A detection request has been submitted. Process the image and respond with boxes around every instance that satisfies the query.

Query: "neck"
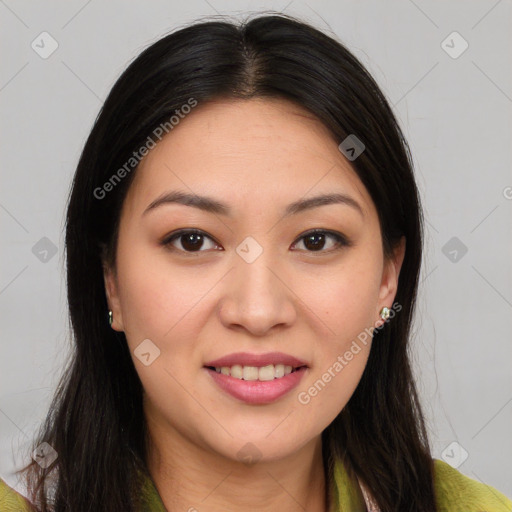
[145,415,328,512]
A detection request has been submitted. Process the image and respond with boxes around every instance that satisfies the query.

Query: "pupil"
[305,233,325,251]
[182,233,202,251]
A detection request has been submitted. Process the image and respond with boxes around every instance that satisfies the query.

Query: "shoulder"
[0,478,34,511]
[433,458,512,511]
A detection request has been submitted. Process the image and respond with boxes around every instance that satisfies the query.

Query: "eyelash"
[161,228,351,255]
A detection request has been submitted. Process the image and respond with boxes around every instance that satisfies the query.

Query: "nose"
[218,250,297,337]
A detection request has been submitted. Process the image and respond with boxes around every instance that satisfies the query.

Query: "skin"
[104,97,405,512]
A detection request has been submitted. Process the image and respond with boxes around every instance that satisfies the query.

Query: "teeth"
[231,364,243,379]
[242,366,259,381]
[258,364,275,381]
[213,363,299,380]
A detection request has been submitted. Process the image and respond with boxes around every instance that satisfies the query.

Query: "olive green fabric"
[0,480,35,512]
[2,458,511,511]
[138,457,512,511]
[431,459,512,511]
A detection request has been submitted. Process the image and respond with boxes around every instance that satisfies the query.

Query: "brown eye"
[292,230,349,253]
[163,229,220,253]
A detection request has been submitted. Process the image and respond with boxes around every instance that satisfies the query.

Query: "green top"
[2,458,511,511]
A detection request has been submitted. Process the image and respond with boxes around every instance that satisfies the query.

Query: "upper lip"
[204,352,308,368]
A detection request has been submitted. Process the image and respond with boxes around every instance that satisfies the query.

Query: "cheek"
[114,235,212,356]
[304,253,383,341]
[334,267,380,332]
[114,244,213,410]
[293,252,381,416]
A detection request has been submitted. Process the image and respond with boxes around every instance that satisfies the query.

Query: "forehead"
[123,98,374,219]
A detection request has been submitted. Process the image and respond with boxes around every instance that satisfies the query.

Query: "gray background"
[1,0,511,500]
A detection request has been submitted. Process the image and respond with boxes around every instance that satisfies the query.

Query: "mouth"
[202,352,309,404]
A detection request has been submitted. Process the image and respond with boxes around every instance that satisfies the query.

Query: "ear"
[103,262,125,331]
[376,236,406,326]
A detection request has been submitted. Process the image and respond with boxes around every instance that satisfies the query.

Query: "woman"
[1,13,510,512]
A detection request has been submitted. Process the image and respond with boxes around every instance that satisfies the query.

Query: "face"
[104,97,404,464]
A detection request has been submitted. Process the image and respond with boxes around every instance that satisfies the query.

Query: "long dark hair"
[19,12,435,511]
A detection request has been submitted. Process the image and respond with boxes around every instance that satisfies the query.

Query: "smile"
[206,363,305,381]
[204,365,308,404]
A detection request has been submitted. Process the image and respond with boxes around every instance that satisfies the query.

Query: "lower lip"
[204,367,307,405]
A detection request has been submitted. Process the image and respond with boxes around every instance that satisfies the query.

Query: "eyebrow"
[142,190,364,218]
